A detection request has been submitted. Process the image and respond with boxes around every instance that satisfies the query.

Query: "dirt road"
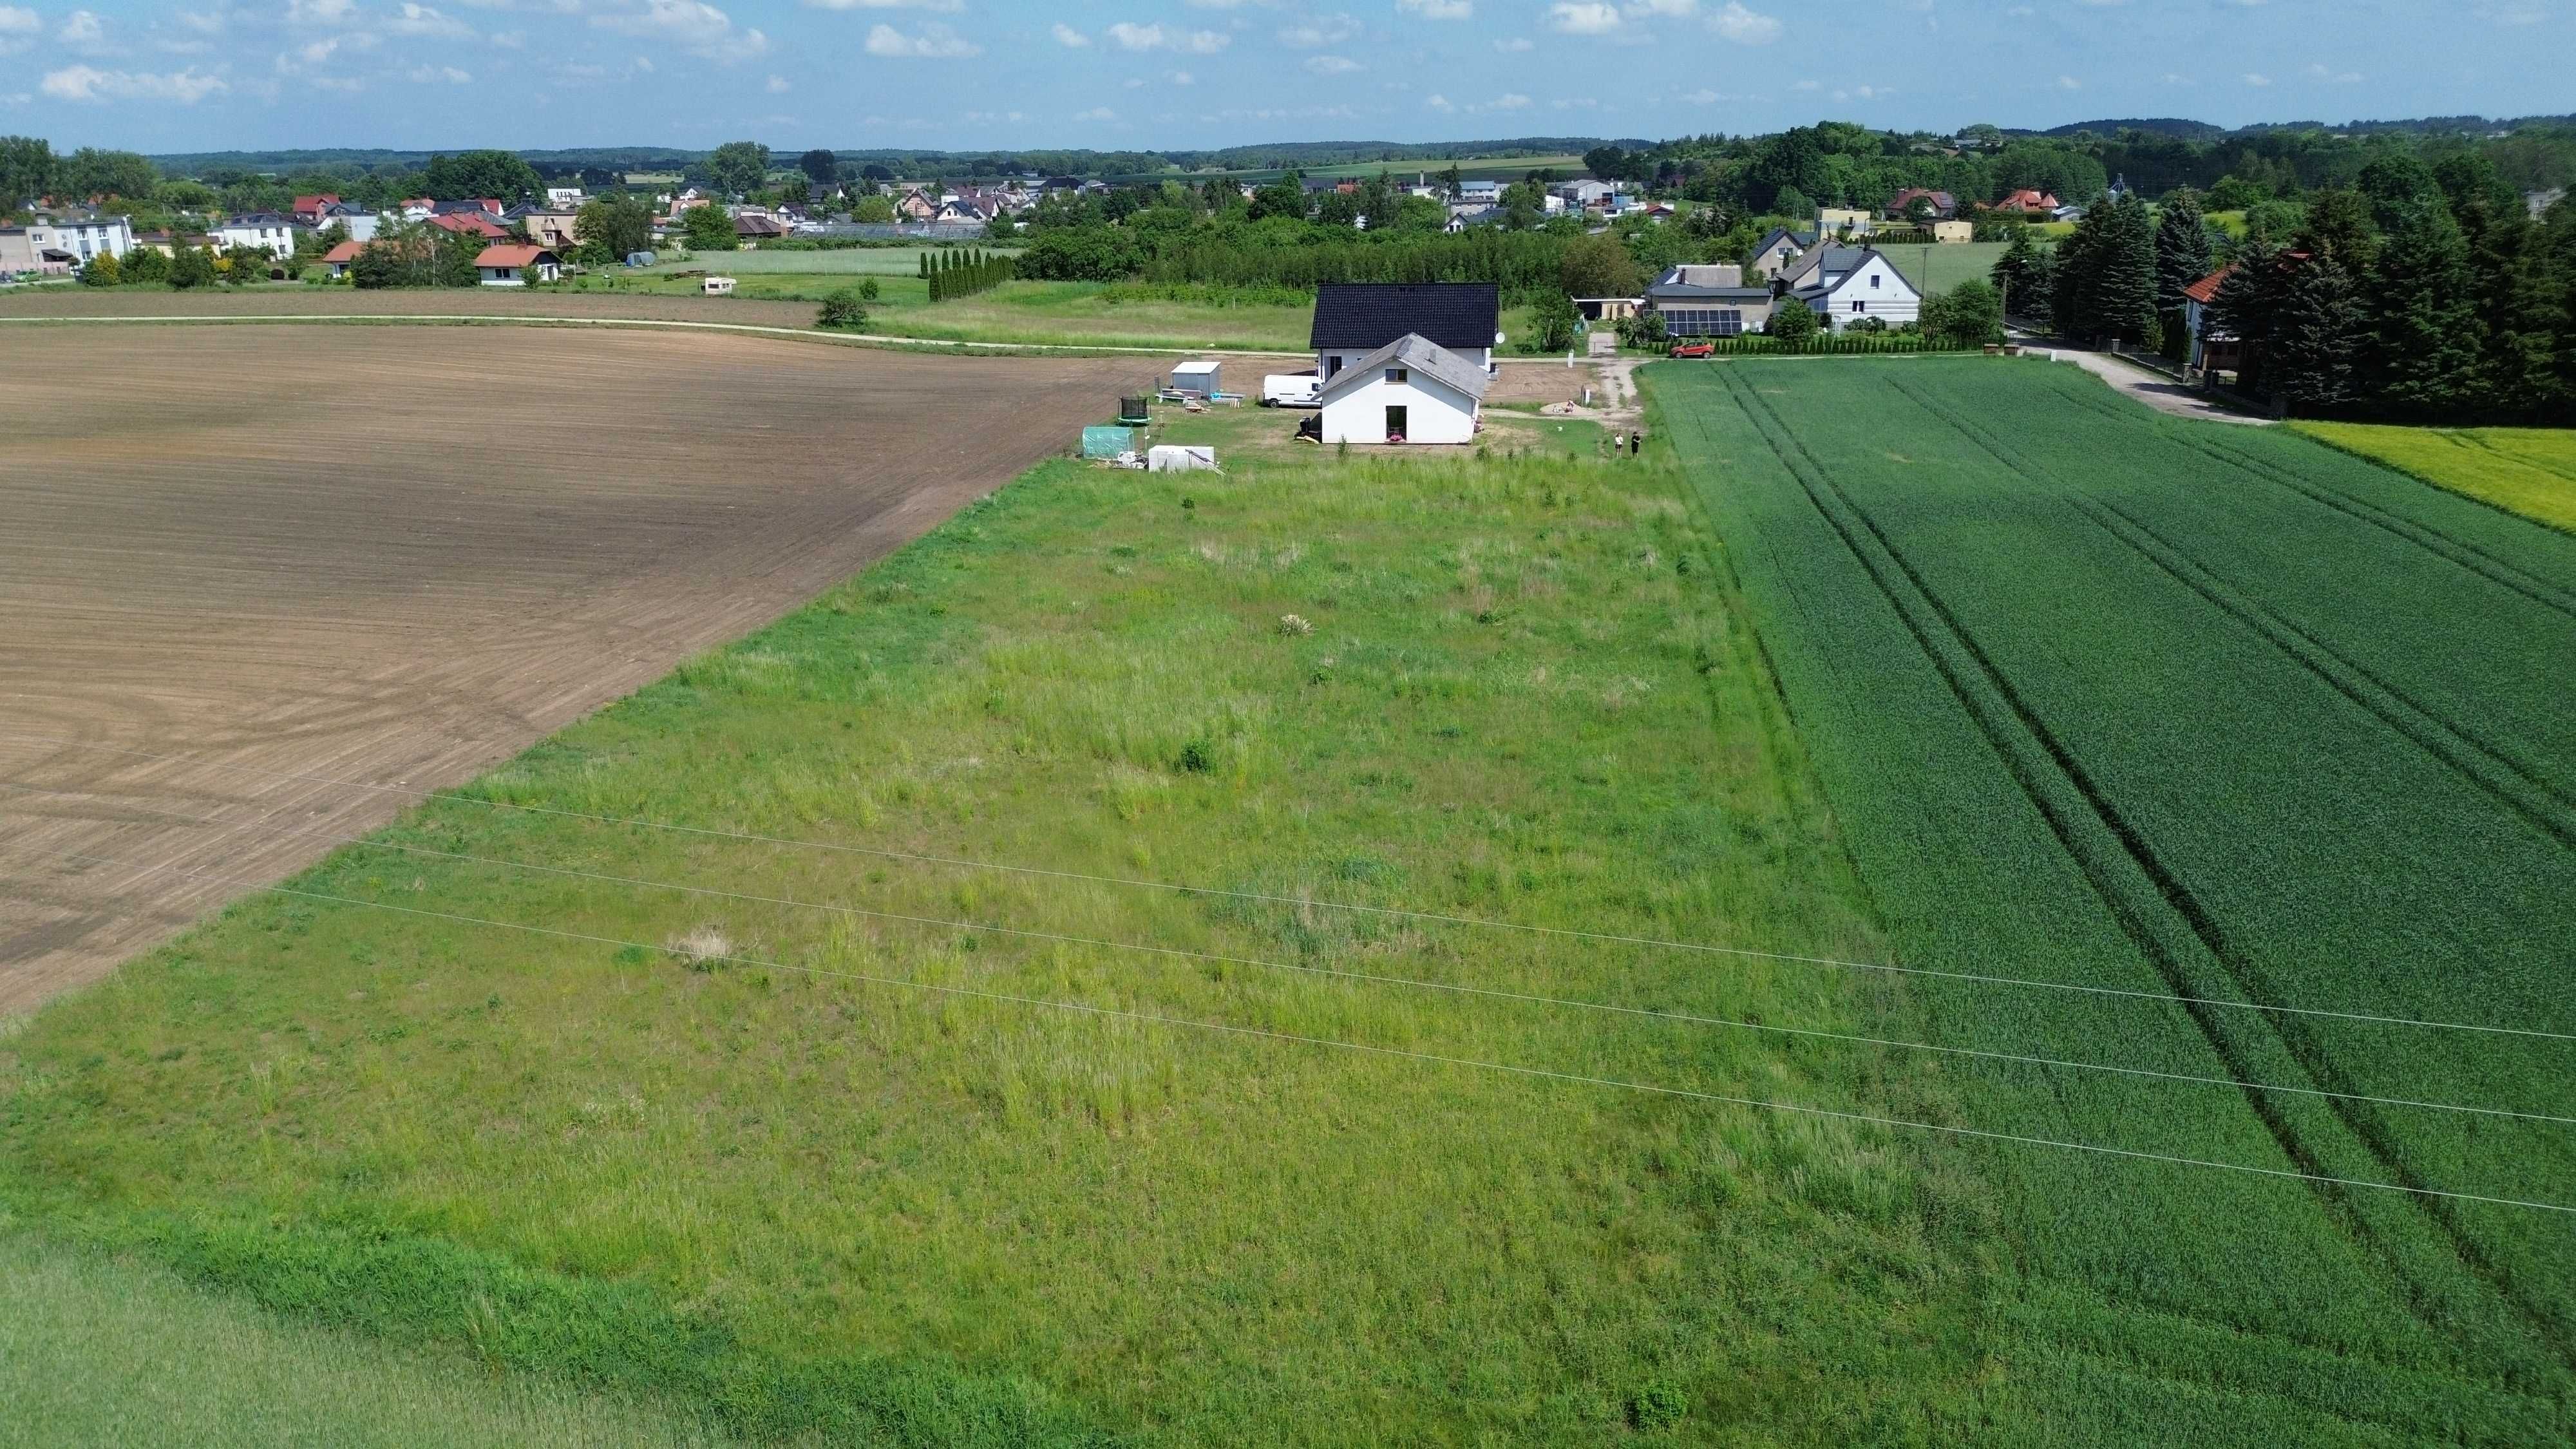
[0,325,1157,1012]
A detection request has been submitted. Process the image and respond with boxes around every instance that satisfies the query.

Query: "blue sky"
[1,1,2567,155]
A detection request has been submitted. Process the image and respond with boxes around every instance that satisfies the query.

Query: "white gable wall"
[1320,366,1481,445]
[1807,254,1920,332]
[1320,344,1492,381]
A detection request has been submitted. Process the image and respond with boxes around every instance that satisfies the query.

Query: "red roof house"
[1988,189,2061,214]
[473,243,560,285]
[2180,265,2233,308]
[426,211,510,238]
[291,193,343,222]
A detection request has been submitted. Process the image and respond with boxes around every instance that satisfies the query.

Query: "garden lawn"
[1653,354,2576,1447]
[2293,421,2576,535]
[1870,242,2019,297]
[1,402,1993,1444]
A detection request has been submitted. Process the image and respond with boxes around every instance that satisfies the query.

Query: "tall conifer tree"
[2363,200,2479,418]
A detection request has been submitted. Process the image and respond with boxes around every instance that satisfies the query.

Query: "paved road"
[2022,341,2277,426]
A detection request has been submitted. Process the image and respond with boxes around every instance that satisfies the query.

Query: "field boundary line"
[2294,426,2576,545]
[2065,389,2576,620]
[0,311,1315,359]
[9,728,2569,1043]
[18,777,2561,1128]
[36,842,2576,1217]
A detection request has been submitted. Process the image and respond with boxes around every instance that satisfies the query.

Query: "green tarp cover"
[1082,426,1140,459]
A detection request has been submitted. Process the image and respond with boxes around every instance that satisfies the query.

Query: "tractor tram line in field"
[1663,355,2576,1431]
[1846,370,2576,1367]
[12,775,2568,1130]
[1750,363,2576,1364]
[1710,368,2437,1259]
[1879,374,2576,848]
[2087,396,2576,625]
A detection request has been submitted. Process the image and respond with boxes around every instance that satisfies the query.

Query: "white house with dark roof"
[1318,333,1490,446]
[1309,281,1502,383]
[1781,245,1920,332]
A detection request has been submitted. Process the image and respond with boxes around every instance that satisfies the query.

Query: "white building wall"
[1320,370,1480,446]
[216,223,299,258]
[1810,254,1921,332]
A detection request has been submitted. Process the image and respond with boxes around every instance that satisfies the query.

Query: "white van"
[1262,373,1321,408]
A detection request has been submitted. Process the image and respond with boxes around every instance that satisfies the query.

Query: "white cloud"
[388,3,477,39]
[1547,1,1620,33]
[1074,104,1115,120]
[592,0,768,60]
[406,62,472,82]
[1683,86,1724,102]
[0,6,38,35]
[2242,71,2269,84]
[862,21,978,55]
[2304,61,2362,82]
[1709,1,1778,41]
[1492,36,1531,50]
[804,0,963,8]
[1473,91,1531,110]
[1423,91,1454,110]
[1167,67,1193,83]
[1629,0,1697,14]
[40,63,228,101]
[1790,77,1819,90]
[1398,0,1472,16]
[1050,21,1089,45]
[56,10,104,44]
[765,71,790,90]
[1305,53,1362,73]
[2056,73,2079,89]
[1278,12,1358,46]
[1106,21,1229,52]
[287,0,357,25]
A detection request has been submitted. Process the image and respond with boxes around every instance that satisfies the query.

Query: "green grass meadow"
[2294,421,2576,535]
[547,251,1314,351]
[1655,355,2576,1445]
[1,403,1998,1443]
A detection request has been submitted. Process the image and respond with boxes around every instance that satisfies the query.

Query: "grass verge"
[0,1225,735,1448]
[2,399,1990,1443]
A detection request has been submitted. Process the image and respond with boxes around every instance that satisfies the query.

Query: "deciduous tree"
[705,141,772,198]
[682,202,739,252]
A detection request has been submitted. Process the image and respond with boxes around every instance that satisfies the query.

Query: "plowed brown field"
[0,324,1156,1011]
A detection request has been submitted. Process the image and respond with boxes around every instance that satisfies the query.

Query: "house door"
[1385,405,1407,442]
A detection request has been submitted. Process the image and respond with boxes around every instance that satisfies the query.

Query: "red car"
[1668,341,1714,359]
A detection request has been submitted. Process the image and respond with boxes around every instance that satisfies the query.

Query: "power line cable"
[6,730,2570,1043]
[12,778,2564,1128]
[36,844,2576,1218]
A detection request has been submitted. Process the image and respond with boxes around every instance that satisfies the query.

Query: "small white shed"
[1318,333,1488,446]
[1170,359,1222,397]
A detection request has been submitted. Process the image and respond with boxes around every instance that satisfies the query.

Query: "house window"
[1870,273,1880,289]
[1852,301,1865,313]
[1387,367,1408,384]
